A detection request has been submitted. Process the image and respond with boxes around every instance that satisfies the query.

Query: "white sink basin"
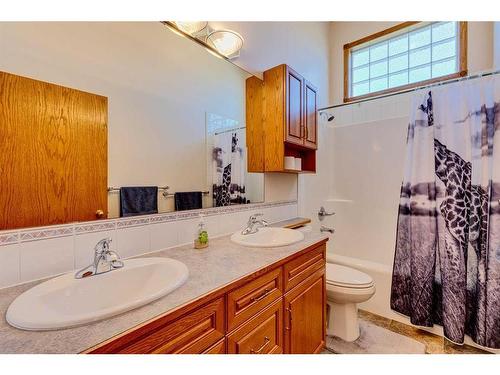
[231,227,304,248]
[6,257,188,331]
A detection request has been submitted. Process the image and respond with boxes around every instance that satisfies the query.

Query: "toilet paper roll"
[285,156,296,170]
[294,157,302,171]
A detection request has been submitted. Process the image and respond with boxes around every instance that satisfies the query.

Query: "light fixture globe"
[172,22,208,36]
[206,29,244,59]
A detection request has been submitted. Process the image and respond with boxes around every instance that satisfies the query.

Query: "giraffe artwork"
[212,131,247,207]
[391,84,500,349]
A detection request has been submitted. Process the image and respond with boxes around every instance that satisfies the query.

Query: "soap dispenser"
[194,214,209,249]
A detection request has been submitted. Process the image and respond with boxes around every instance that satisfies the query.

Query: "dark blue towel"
[174,191,203,211]
[120,186,158,217]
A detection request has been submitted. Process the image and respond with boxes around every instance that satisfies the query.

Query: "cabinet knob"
[95,209,105,219]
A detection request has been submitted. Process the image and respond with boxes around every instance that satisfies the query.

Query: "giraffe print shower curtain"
[212,130,247,207]
[391,76,500,349]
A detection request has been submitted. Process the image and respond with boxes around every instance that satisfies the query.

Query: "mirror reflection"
[0,22,265,230]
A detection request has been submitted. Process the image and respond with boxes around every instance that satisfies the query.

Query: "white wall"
[0,22,259,217]
[495,22,500,69]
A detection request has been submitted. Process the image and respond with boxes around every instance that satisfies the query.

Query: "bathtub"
[326,250,499,354]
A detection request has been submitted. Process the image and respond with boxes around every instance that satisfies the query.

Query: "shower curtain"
[212,130,247,207]
[391,76,500,349]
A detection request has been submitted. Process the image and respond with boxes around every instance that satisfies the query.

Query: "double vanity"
[0,221,328,354]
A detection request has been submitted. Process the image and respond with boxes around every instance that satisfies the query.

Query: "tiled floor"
[357,310,489,354]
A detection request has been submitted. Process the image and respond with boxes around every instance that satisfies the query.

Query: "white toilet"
[325,263,376,342]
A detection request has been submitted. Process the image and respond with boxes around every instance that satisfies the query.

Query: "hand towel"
[119,186,158,217]
[174,191,203,211]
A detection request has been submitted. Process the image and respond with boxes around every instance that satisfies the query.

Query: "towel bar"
[107,187,210,198]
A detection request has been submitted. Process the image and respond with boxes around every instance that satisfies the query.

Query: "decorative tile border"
[74,221,117,234]
[0,232,18,246]
[148,212,178,224]
[116,217,150,228]
[19,225,74,242]
[0,200,297,246]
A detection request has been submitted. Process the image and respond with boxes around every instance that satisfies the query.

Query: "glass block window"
[346,22,466,101]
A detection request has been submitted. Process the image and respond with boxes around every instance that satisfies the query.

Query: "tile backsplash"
[0,200,298,289]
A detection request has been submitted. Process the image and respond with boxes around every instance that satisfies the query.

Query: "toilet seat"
[326,263,374,289]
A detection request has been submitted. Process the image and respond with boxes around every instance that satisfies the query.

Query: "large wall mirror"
[0,22,265,230]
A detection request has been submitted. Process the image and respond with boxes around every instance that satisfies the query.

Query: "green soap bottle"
[194,214,209,249]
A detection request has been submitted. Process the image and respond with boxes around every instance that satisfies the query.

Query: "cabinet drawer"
[283,244,325,291]
[227,267,283,331]
[202,338,226,354]
[227,299,283,354]
[91,297,225,354]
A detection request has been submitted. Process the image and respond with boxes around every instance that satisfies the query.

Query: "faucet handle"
[248,213,263,222]
[94,237,113,254]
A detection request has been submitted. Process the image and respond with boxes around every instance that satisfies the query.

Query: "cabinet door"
[284,270,326,354]
[304,80,318,149]
[285,66,304,146]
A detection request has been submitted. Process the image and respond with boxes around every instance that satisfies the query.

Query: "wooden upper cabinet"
[0,71,108,230]
[285,66,304,146]
[246,64,318,174]
[304,80,318,149]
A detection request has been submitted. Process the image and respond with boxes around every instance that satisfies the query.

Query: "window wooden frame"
[343,21,468,103]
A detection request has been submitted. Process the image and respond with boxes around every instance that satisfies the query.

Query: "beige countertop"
[0,226,327,354]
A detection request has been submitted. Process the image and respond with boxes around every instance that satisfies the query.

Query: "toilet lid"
[326,263,373,288]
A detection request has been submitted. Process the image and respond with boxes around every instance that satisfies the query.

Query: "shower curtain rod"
[318,69,500,112]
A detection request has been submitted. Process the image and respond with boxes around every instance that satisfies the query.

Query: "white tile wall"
[0,244,20,287]
[116,226,150,259]
[19,236,74,282]
[0,201,298,289]
[149,221,178,252]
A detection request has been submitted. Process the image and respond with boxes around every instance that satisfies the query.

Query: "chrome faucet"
[75,238,124,279]
[241,213,268,235]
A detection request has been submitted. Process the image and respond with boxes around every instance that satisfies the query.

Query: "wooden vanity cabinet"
[89,297,225,354]
[246,64,318,174]
[86,241,327,355]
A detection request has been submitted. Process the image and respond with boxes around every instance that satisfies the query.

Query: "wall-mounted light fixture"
[165,22,244,61]
[172,22,208,36]
[206,29,244,59]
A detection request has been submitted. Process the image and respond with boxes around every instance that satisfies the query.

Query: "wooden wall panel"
[0,71,108,230]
